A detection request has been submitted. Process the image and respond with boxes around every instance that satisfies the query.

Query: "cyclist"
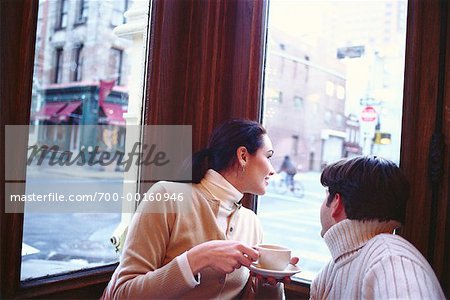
[278,155,297,189]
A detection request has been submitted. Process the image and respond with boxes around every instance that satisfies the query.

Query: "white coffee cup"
[254,244,291,271]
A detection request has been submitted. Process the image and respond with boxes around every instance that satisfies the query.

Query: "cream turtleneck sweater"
[102,170,267,299]
[310,219,445,299]
[177,170,244,285]
[200,169,243,234]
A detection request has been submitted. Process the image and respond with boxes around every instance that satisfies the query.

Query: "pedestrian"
[102,119,297,299]
[311,156,445,299]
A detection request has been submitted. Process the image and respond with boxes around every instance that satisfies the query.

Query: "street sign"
[361,106,377,122]
[337,45,365,59]
[360,97,382,106]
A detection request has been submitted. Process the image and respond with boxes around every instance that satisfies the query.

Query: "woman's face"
[242,134,275,195]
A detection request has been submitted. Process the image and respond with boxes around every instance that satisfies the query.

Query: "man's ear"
[330,193,347,221]
[236,146,248,166]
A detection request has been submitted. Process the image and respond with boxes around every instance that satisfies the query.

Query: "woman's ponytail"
[190,119,266,183]
[191,148,211,183]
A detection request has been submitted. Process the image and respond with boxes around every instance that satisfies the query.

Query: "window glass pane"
[71,44,83,81]
[111,0,129,27]
[261,0,407,281]
[56,0,69,29]
[21,0,151,280]
[75,0,89,24]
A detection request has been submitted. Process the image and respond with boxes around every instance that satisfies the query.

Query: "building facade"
[264,30,361,172]
[31,0,132,151]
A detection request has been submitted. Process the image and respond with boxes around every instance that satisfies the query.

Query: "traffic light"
[373,132,391,145]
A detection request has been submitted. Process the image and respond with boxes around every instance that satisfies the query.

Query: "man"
[279,155,297,188]
[311,156,445,299]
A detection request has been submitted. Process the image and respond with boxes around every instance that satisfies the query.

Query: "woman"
[102,119,283,299]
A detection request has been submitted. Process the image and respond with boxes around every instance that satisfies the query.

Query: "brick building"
[31,0,132,151]
[264,29,361,172]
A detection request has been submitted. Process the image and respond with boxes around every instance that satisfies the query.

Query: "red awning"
[32,102,67,120]
[57,101,82,121]
[101,103,127,126]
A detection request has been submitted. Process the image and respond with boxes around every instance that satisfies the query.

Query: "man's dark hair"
[320,156,410,223]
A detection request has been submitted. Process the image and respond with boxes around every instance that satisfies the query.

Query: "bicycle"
[273,172,305,198]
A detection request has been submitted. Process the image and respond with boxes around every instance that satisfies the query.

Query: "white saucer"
[249,262,301,279]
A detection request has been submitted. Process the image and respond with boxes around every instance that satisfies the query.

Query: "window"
[325,81,335,96]
[335,113,344,127]
[55,0,68,30]
[74,0,88,25]
[265,88,283,104]
[293,96,303,110]
[109,48,124,86]
[72,44,83,82]
[54,47,64,83]
[260,0,409,283]
[111,0,129,27]
[18,0,148,282]
[336,85,345,100]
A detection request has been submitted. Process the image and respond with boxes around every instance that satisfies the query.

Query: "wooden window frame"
[1,0,448,298]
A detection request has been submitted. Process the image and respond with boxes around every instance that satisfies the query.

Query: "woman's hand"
[187,240,259,275]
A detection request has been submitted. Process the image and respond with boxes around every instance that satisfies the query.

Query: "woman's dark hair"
[191,119,267,183]
[320,156,410,223]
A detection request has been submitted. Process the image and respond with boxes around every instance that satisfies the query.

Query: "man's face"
[320,189,335,237]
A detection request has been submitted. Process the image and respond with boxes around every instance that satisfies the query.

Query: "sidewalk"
[27,164,124,180]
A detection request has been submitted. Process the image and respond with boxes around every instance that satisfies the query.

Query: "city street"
[259,172,331,281]
[21,165,122,280]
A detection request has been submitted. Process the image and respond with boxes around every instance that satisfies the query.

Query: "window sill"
[17,263,117,298]
[16,262,305,299]
[285,278,311,299]
[74,19,87,27]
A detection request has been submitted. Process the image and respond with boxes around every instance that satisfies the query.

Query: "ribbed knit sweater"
[102,170,281,299]
[310,219,445,299]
